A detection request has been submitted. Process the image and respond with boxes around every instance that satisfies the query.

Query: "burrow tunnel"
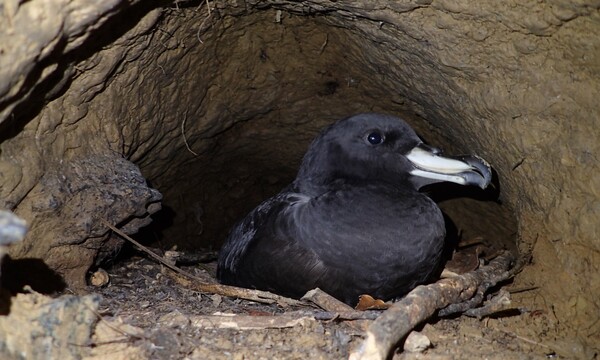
[0,0,598,357]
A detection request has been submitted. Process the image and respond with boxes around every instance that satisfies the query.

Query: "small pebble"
[403,331,431,353]
[89,268,110,287]
[211,294,223,307]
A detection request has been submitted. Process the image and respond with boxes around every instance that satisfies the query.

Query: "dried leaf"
[355,294,391,311]
[445,244,484,274]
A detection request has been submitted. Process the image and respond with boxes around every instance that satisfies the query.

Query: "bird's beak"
[405,143,492,189]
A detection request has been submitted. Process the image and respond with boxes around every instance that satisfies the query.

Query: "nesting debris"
[105,218,531,358]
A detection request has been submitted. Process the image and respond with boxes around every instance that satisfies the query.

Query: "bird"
[217,113,492,305]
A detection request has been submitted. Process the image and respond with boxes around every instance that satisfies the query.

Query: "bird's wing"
[216,190,329,298]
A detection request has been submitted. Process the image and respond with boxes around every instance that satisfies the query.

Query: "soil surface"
[92,252,564,359]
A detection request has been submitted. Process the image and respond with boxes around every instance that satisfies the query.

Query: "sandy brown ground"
[91,253,565,359]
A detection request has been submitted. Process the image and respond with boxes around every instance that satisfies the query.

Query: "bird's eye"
[366,132,384,145]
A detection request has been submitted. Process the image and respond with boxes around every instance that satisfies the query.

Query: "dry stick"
[101,220,303,307]
[301,287,381,330]
[463,289,512,318]
[164,249,217,265]
[166,268,305,308]
[188,310,381,331]
[302,288,355,313]
[350,251,515,360]
[190,314,314,330]
[313,311,380,321]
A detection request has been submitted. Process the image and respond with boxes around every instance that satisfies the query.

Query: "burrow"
[0,0,598,354]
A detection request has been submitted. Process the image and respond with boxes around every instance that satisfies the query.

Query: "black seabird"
[217,113,492,305]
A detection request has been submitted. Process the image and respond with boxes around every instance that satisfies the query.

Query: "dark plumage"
[217,113,492,305]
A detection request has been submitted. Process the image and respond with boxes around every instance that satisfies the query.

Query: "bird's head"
[295,113,492,194]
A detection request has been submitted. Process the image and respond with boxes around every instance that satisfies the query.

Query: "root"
[350,251,521,360]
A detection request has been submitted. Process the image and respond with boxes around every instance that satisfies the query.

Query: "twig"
[188,309,380,331]
[350,251,515,360]
[312,310,380,321]
[164,249,217,265]
[438,250,528,317]
[166,269,303,307]
[102,220,303,307]
[302,288,355,312]
[190,313,313,330]
[462,289,516,318]
[505,285,538,294]
[301,288,382,327]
